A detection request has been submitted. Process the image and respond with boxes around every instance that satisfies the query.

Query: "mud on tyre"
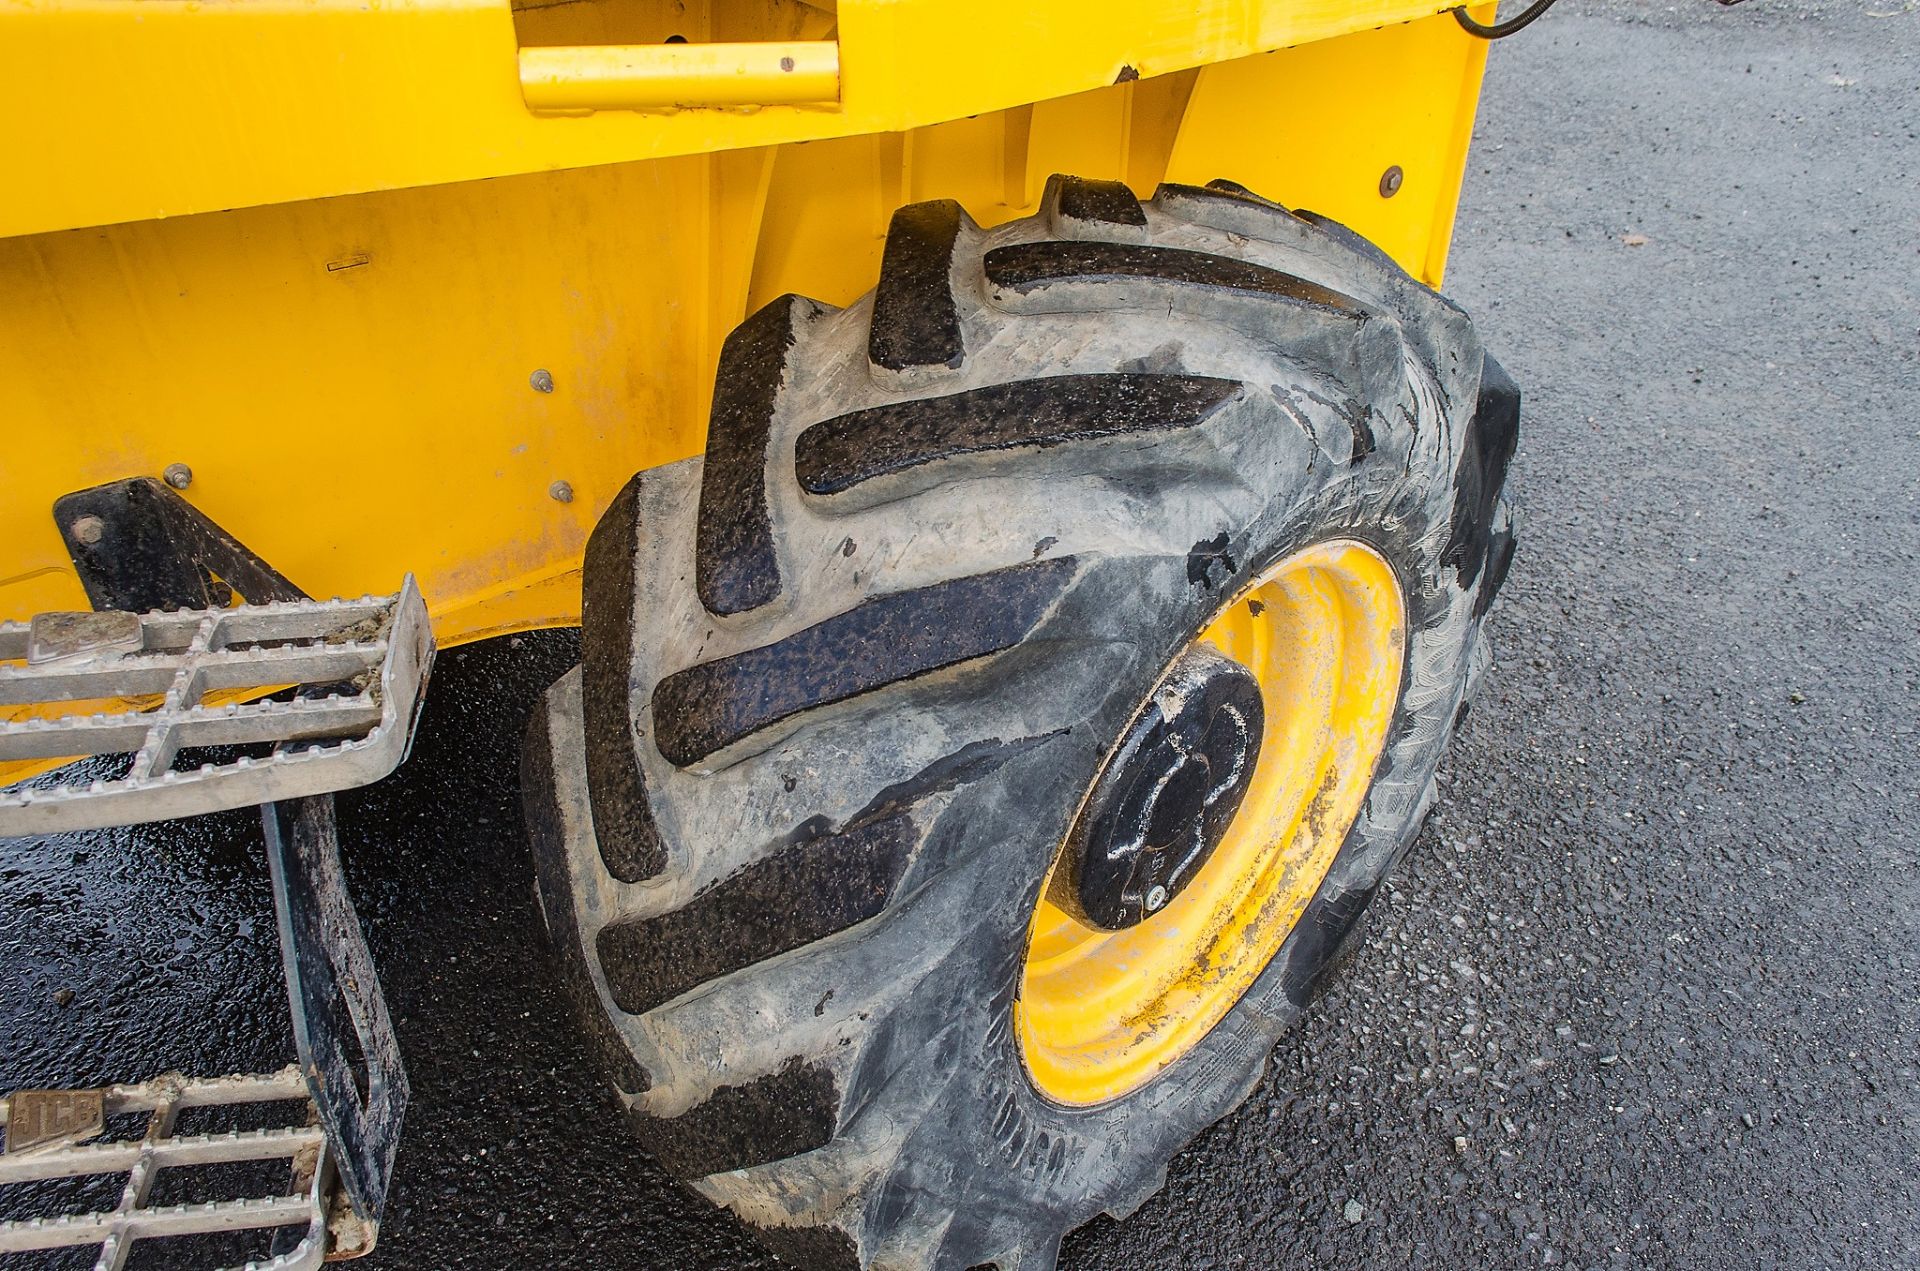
[521,174,1518,1270]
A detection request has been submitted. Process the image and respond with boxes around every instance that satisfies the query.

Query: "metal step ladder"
[0,578,434,1268]
[1,578,432,834]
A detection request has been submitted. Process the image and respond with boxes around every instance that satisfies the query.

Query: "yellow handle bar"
[519,41,841,112]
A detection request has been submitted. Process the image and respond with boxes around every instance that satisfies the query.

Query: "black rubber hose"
[1452,0,1560,38]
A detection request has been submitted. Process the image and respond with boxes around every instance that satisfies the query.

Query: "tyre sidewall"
[847,461,1484,1265]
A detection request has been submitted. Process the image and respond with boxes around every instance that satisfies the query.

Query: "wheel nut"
[163,462,193,490]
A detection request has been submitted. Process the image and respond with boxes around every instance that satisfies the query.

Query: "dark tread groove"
[869,200,968,372]
[520,698,652,1095]
[597,808,918,1016]
[1477,517,1517,619]
[1046,174,1148,228]
[581,476,668,882]
[1281,883,1378,1007]
[794,373,1243,496]
[1441,352,1521,591]
[984,241,1364,314]
[628,1057,838,1180]
[651,557,1078,767]
[697,294,817,616]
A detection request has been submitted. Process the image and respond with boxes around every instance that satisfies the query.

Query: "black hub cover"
[1063,645,1265,930]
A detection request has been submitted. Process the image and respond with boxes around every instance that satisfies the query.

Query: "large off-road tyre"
[521,175,1517,1270]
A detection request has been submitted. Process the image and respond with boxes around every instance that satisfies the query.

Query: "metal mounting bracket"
[264,794,408,1245]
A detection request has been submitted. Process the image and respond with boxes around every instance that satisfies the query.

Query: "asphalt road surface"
[4,0,1916,1266]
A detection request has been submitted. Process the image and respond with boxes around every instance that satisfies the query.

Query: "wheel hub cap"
[1064,645,1264,930]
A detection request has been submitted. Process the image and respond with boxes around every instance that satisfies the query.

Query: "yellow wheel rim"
[1016,539,1406,1107]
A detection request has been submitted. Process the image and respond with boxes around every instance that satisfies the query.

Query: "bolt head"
[1145,885,1169,913]
[163,462,193,490]
[530,368,556,394]
[1379,165,1405,198]
[548,480,575,504]
[70,515,105,546]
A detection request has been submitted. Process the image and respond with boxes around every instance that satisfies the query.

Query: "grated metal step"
[0,1067,345,1270]
[0,578,432,835]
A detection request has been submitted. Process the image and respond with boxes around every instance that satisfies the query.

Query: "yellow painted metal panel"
[0,0,1486,239]
[1162,14,1490,286]
[0,157,714,631]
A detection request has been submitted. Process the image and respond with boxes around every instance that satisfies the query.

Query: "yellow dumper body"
[1,0,1490,700]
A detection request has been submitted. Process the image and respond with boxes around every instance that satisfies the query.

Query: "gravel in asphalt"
[3,0,1915,1266]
